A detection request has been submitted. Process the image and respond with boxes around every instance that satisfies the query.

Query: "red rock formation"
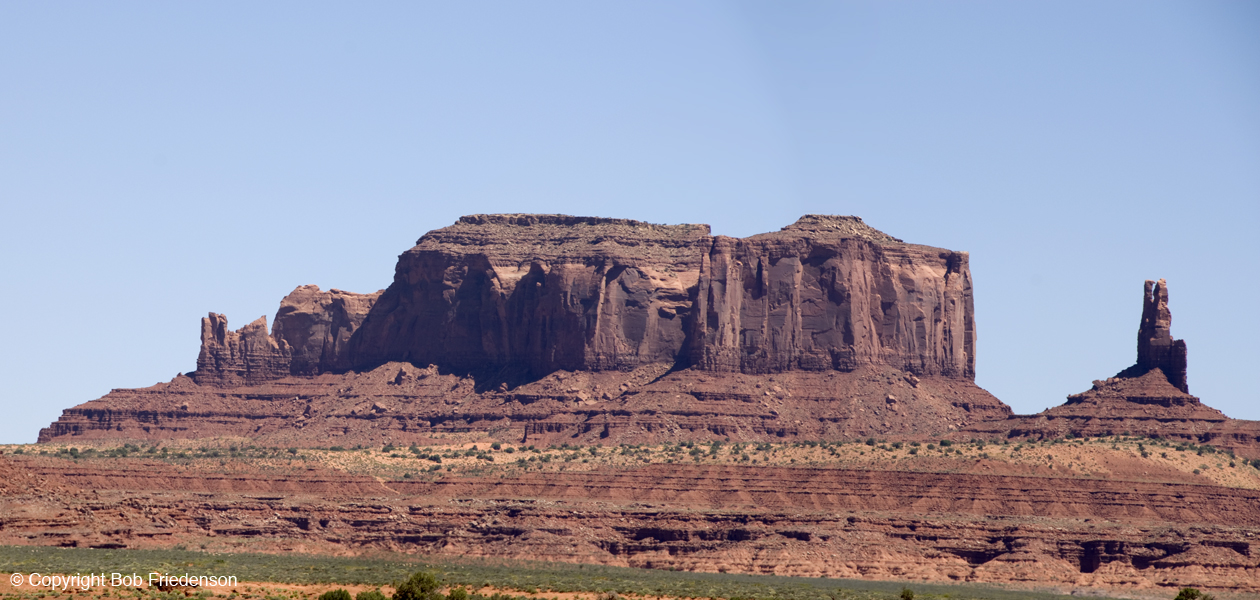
[272,285,381,375]
[5,456,1260,593]
[346,214,711,376]
[192,286,379,385]
[347,214,978,380]
[966,279,1260,457]
[689,215,975,377]
[193,314,292,386]
[1116,278,1188,393]
[41,214,1009,445]
[38,361,1008,445]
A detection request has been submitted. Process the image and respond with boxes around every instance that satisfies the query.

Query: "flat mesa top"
[424,213,903,243]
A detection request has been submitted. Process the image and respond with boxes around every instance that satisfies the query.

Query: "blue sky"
[2,1,1257,443]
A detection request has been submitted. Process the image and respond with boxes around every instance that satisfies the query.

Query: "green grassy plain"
[0,546,1091,600]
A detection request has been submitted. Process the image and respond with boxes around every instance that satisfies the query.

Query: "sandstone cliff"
[273,285,381,375]
[345,214,712,376]
[193,314,291,386]
[343,214,977,381]
[689,215,974,378]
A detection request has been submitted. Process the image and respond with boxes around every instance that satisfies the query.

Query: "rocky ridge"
[4,454,1259,594]
[37,361,1006,447]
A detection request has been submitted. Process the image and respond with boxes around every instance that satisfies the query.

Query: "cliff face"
[339,214,977,381]
[272,285,381,375]
[689,216,975,378]
[193,314,291,386]
[345,214,712,376]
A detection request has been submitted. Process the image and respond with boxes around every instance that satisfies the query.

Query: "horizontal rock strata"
[39,362,1008,446]
[4,457,1259,593]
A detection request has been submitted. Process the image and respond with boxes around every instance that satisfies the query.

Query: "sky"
[1,1,1257,443]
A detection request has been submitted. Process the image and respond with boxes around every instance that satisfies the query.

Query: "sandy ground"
[8,434,1256,490]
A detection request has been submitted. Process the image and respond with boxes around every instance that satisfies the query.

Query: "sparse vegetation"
[7,430,1260,490]
[1173,588,1214,600]
[394,571,443,600]
[0,546,1090,600]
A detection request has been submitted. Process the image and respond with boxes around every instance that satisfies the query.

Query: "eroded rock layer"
[38,362,1008,445]
[4,456,1259,594]
[690,217,974,378]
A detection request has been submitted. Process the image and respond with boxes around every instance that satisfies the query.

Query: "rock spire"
[1116,278,1188,393]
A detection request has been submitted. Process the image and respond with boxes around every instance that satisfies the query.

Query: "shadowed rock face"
[272,285,381,375]
[340,214,978,381]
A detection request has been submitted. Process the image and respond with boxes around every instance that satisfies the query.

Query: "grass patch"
[0,546,1090,600]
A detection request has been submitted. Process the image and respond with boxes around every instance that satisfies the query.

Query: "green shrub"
[447,586,469,600]
[394,571,442,600]
[320,589,352,600]
[899,588,915,600]
[1174,588,1214,600]
[357,590,389,600]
